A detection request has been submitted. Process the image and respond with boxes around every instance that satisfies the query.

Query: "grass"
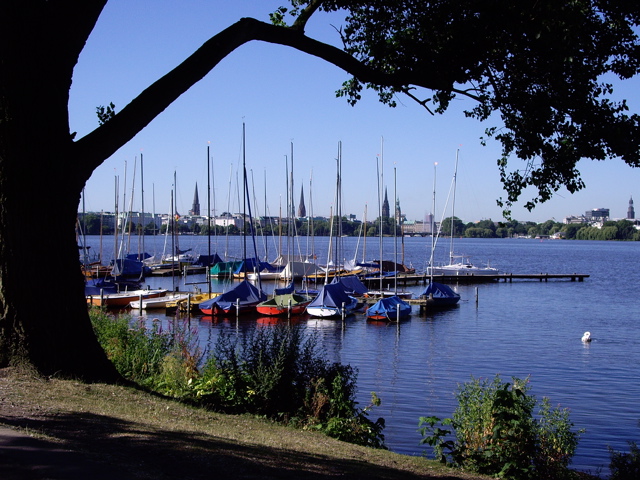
[0,367,494,480]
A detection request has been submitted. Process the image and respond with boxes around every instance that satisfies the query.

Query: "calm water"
[83,234,640,475]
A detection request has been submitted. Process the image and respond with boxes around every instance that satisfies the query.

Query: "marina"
[81,234,637,476]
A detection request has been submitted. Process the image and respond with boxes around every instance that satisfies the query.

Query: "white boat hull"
[428,264,499,276]
[130,293,190,309]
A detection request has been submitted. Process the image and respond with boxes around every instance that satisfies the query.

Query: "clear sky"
[71,1,640,224]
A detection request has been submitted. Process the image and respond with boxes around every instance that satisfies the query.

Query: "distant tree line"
[78,212,640,241]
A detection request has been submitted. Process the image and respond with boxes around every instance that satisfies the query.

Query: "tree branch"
[74,17,450,179]
[291,0,323,32]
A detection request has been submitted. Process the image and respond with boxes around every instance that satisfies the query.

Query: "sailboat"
[306,282,359,318]
[421,161,461,308]
[306,143,358,318]
[427,150,499,277]
[366,165,412,321]
[256,281,312,316]
[199,122,266,315]
[198,279,266,315]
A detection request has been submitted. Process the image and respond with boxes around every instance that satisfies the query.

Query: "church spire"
[628,195,635,220]
[297,184,306,218]
[189,183,200,216]
[382,187,390,218]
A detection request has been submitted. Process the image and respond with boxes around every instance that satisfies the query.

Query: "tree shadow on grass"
[0,412,470,480]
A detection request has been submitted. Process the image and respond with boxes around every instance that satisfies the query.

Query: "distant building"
[563,215,586,225]
[297,185,306,218]
[189,183,200,216]
[628,196,635,220]
[585,208,609,222]
[382,188,390,217]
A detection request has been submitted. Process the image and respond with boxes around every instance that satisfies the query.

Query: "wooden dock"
[361,272,589,287]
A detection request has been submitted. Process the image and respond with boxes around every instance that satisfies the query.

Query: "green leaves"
[96,102,116,126]
[418,375,582,479]
[326,1,640,212]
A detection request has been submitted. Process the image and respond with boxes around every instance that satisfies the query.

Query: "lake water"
[82,234,640,475]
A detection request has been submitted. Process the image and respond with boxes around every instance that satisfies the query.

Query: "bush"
[195,325,385,447]
[419,375,582,479]
[609,442,640,480]
[91,310,384,448]
[90,307,200,392]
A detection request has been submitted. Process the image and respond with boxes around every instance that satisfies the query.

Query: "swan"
[581,331,592,343]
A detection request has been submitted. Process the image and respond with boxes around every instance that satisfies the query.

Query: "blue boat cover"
[367,296,411,318]
[331,275,369,295]
[199,279,267,310]
[194,253,223,267]
[274,281,295,295]
[421,282,460,299]
[84,278,141,295]
[308,283,353,309]
[111,258,144,277]
[126,252,151,261]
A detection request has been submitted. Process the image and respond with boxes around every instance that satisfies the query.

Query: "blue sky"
[71,1,640,224]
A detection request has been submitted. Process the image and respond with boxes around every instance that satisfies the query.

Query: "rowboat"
[256,293,312,317]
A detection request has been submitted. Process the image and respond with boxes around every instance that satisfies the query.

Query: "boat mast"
[449,149,459,265]
[172,170,177,291]
[394,165,398,295]
[207,142,212,295]
[140,152,145,259]
[379,137,384,293]
[362,203,367,264]
[430,162,438,285]
[242,123,247,266]
[376,155,382,294]
[336,141,342,272]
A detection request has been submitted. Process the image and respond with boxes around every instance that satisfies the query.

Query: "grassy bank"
[0,368,492,480]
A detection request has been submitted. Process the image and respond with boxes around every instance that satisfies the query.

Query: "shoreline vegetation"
[79,212,640,241]
[11,306,638,480]
[1,308,611,479]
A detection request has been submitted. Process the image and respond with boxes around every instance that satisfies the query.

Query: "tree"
[1,1,639,380]
[440,216,465,237]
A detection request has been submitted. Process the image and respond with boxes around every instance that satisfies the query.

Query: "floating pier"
[361,272,589,287]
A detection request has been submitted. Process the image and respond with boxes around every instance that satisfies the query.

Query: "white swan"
[581,331,592,343]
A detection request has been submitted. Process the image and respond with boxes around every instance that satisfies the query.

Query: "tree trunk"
[0,1,121,382]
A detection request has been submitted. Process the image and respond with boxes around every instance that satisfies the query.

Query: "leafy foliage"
[199,326,385,447]
[90,308,199,391]
[90,310,384,448]
[282,1,640,215]
[419,375,582,479]
[609,442,640,480]
[96,102,116,125]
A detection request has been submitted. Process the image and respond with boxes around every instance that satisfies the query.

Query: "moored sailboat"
[425,161,460,308]
[366,295,411,321]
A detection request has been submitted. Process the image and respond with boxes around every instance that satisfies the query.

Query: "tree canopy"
[305,1,640,215]
[1,1,639,379]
